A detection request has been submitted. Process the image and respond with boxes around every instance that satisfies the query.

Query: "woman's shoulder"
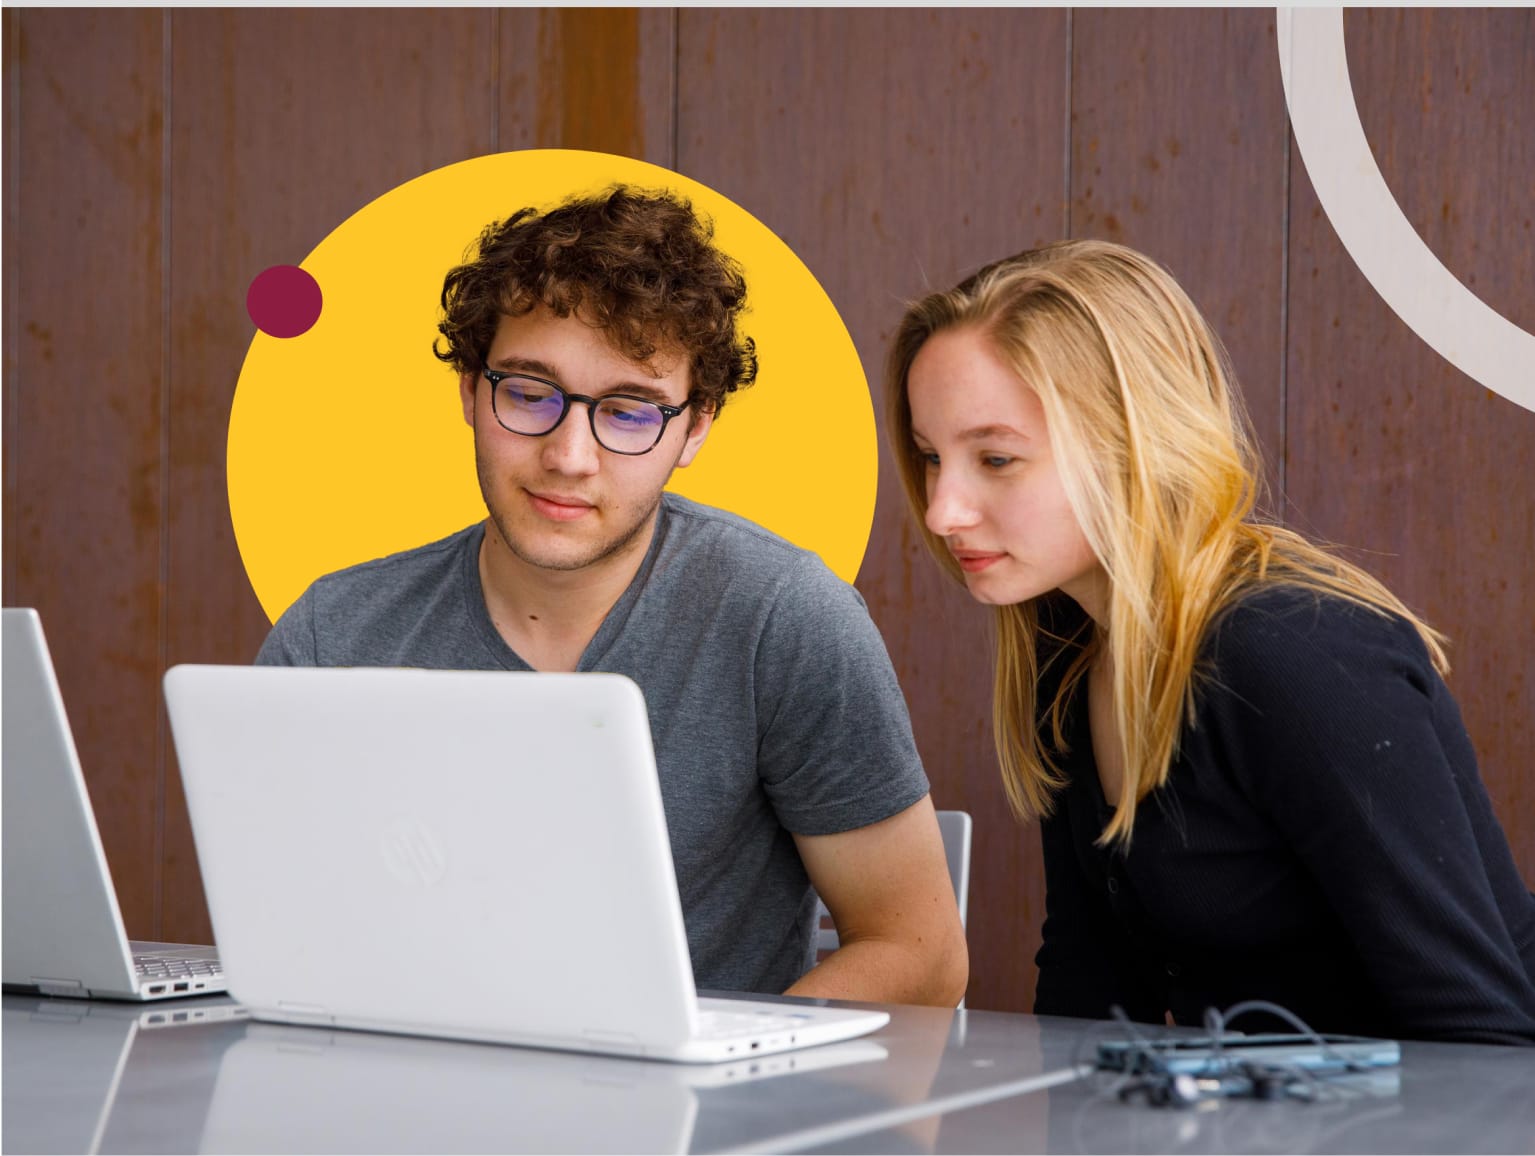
[1208,582,1428,655]
[1199,583,1441,714]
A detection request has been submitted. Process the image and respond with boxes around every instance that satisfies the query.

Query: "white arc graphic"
[1278,7,1535,414]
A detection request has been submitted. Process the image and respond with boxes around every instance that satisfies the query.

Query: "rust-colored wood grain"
[1071,7,1290,501]
[159,8,499,944]
[1286,9,1535,883]
[499,8,675,165]
[3,9,168,937]
[3,11,19,607]
[677,7,1070,1013]
[3,13,17,607]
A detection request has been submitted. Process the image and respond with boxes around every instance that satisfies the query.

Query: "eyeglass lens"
[493,375,667,454]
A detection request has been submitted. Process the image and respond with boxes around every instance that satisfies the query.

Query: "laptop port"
[173,982,189,992]
[172,1011,187,1023]
[148,984,166,994]
[750,1041,760,1050]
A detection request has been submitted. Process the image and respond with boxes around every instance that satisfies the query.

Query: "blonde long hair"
[886,240,1447,845]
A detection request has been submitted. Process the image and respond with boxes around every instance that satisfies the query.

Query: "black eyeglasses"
[481,369,688,456]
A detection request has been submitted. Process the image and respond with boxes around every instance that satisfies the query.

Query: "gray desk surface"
[4,992,1532,1154]
[816,1036,1535,1155]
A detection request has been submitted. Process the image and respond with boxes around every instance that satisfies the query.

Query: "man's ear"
[459,371,478,427]
[675,406,715,468]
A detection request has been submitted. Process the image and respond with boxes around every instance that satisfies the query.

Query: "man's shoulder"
[259,525,485,666]
[657,494,850,596]
[660,493,816,564]
[303,524,481,599]
[647,494,874,644]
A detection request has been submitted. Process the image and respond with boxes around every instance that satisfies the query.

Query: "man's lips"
[951,549,1006,574]
[526,490,596,523]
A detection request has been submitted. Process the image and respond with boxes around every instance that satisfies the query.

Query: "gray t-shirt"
[256,493,930,993]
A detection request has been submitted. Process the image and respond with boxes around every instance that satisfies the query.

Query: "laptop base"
[246,996,887,1064]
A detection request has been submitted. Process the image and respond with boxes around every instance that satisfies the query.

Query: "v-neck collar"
[458,501,672,673]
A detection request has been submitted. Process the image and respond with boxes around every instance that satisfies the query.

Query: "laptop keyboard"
[696,1008,809,1041]
[134,955,224,981]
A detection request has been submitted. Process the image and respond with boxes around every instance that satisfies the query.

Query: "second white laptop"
[1,608,225,1002]
[162,665,889,1063]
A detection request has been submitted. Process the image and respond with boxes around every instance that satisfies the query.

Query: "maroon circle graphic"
[246,265,323,338]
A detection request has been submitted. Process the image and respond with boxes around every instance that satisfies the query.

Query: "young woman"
[887,239,1535,1044]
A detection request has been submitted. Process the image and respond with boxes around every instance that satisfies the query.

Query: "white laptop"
[1,608,226,1001]
[161,664,890,1063]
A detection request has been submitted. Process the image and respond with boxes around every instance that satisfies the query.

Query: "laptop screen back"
[164,665,701,1050]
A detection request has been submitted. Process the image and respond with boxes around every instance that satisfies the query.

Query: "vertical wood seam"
[1063,8,1074,237]
[669,7,680,170]
[490,7,501,152]
[4,10,22,603]
[154,7,173,941]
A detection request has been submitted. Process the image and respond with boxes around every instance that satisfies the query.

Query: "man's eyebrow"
[486,355,676,403]
[487,354,560,377]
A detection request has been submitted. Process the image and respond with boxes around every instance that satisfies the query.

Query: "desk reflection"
[1,996,247,1155]
[194,1022,889,1154]
[4,994,1095,1155]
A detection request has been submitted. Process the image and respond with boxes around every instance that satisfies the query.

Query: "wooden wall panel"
[677,8,1070,1013]
[4,6,682,952]
[3,11,18,608]
[498,8,675,164]
[3,10,167,936]
[1286,10,1535,883]
[1071,7,1290,497]
[161,8,498,943]
[1350,10,1535,337]
[5,6,1531,1007]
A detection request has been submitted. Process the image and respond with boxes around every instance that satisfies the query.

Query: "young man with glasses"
[256,186,968,1007]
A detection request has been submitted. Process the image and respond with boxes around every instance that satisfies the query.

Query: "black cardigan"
[1030,586,1535,1045]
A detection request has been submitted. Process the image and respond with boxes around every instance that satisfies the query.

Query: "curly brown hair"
[434,184,758,414]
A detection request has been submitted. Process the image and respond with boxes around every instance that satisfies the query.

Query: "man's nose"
[540,404,603,475]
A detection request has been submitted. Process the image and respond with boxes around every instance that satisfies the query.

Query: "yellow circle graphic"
[229,150,877,623]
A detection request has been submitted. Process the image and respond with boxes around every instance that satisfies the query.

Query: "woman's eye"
[918,450,940,468]
[982,454,1015,469]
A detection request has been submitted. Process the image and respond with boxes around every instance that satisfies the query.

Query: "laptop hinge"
[582,1030,644,1055]
[33,978,86,998]
[275,1000,335,1024]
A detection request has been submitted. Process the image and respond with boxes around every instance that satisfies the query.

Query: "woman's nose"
[925,471,979,537]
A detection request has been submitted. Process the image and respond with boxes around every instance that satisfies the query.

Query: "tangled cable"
[1090,1000,1392,1109]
